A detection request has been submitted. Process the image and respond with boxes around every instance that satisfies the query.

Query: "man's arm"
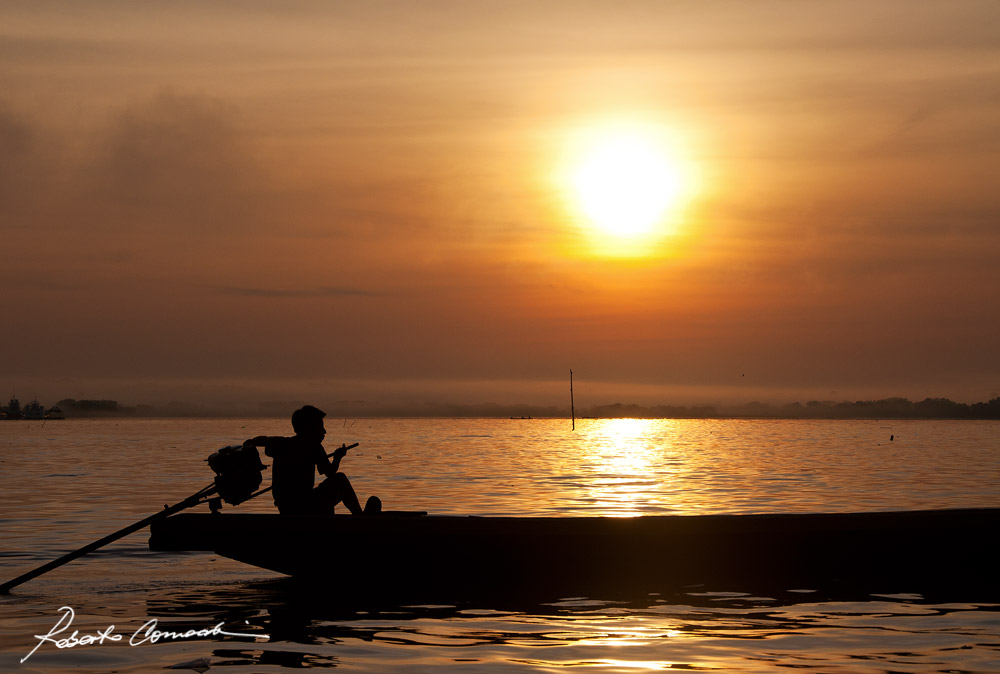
[318,444,349,476]
[244,436,278,457]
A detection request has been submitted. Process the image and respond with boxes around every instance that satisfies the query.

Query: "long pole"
[0,484,216,595]
[570,369,575,431]
[1,442,361,594]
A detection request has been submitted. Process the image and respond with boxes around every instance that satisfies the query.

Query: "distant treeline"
[50,396,1000,419]
[588,397,1000,420]
[56,399,141,416]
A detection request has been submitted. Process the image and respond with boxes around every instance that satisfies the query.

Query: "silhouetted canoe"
[149,508,999,599]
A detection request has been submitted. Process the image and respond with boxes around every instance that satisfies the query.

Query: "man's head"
[291,405,327,440]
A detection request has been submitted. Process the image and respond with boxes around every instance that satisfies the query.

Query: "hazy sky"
[3,1,999,411]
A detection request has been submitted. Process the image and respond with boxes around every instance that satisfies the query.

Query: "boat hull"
[149,508,999,600]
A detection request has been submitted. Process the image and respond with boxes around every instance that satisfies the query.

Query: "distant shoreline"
[18,396,1000,420]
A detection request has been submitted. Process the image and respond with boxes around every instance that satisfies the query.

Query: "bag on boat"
[206,445,265,505]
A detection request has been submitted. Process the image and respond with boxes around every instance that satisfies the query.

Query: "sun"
[573,134,681,237]
[559,121,693,257]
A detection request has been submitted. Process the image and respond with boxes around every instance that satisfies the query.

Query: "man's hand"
[332,444,349,460]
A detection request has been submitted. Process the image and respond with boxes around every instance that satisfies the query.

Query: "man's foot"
[363,496,382,515]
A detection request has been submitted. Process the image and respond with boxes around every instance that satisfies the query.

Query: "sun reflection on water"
[577,418,681,517]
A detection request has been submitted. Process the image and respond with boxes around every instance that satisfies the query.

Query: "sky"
[2,1,999,413]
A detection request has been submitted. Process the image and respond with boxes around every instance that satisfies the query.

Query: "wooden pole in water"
[570,369,575,431]
[0,442,361,594]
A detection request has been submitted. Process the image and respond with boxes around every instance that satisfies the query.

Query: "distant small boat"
[149,508,1000,599]
[23,399,45,420]
[45,406,65,420]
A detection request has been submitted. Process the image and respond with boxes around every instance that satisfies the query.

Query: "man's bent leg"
[315,472,363,515]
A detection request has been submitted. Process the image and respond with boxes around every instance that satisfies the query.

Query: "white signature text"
[22,605,266,663]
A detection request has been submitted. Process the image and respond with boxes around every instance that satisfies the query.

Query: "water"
[2,417,999,672]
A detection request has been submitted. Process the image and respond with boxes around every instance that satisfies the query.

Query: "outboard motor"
[206,444,266,508]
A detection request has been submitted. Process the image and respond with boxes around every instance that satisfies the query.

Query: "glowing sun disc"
[571,133,683,238]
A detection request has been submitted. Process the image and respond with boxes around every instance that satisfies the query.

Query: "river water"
[1,417,998,672]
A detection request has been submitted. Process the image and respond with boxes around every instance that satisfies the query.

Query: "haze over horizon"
[3,2,999,412]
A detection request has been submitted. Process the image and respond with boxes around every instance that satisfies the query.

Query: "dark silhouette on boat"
[242,405,380,516]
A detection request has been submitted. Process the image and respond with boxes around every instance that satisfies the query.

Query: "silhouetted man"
[244,405,380,516]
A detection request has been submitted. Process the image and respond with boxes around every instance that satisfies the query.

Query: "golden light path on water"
[577,418,682,517]
[329,416,1000,517]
